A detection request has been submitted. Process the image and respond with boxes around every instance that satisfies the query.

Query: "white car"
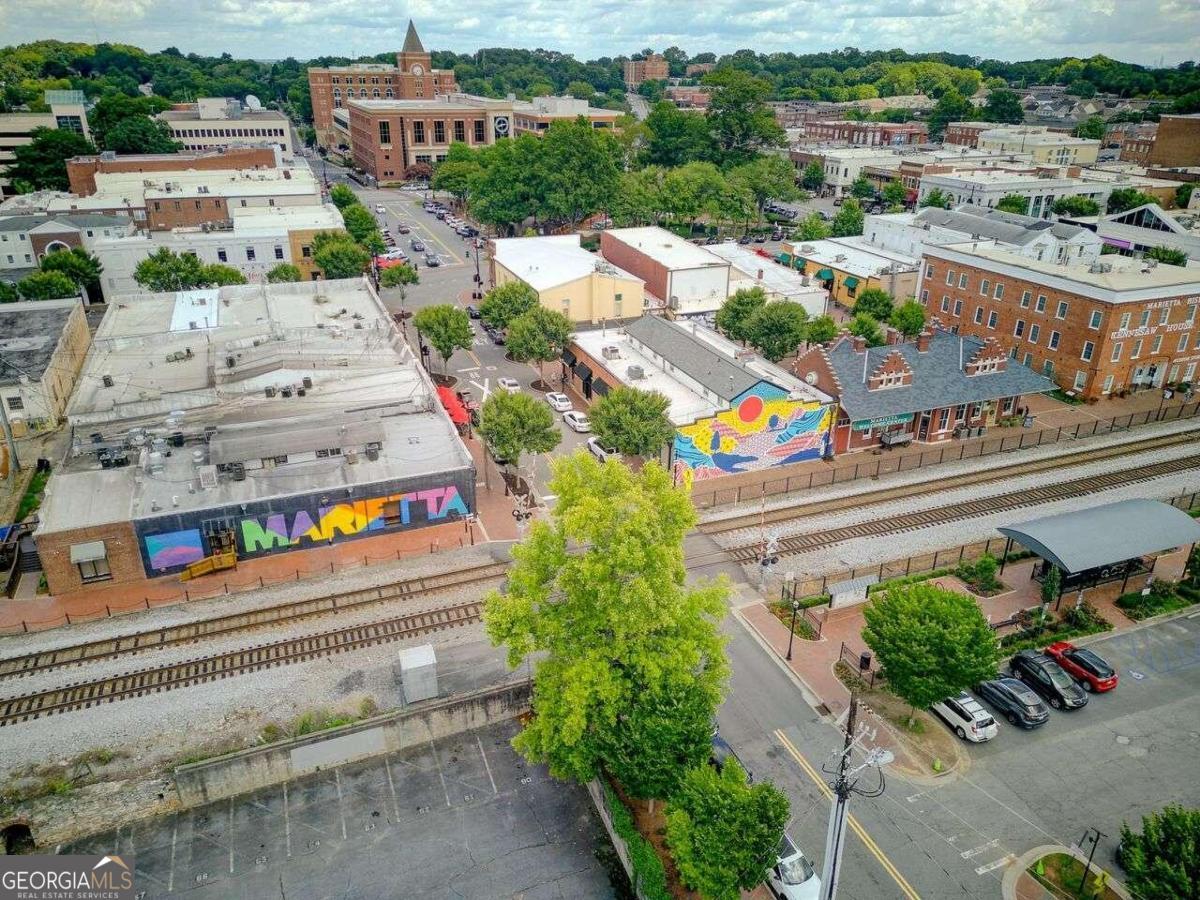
[378,248,408,261]
[563,411,591,433]
[375,203,386,214]
[496,377,520,394]
[545,392,572,412]
[767,833,821,900]
[586,436,616,461]
[931,691,998,743]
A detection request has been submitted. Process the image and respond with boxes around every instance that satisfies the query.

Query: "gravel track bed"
[0,544,503,658]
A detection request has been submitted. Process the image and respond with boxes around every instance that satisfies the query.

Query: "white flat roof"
[704,242,828,314]
[492,235,641,291]
[228,204,343,234]
[603,227,729,271]
[784,237,919,278]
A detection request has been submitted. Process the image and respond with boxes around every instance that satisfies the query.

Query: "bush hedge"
[602,782,669,900]
[999,602,1113,652]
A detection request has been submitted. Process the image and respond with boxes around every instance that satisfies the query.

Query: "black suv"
[975,677,1051,728]
[710,733,753,782]
[1009,651,1088,710]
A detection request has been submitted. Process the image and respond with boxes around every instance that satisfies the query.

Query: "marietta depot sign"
[851,412,914,432]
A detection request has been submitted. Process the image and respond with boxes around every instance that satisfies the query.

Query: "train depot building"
[34,279,475,595]
[793,325,1055,453]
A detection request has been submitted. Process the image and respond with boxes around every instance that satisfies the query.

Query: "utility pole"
[1078,827,1106,894]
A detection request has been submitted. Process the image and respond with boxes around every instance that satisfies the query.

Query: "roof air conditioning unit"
[264,386,277,397]
[345,450,359,465]
[280,386,293,398]
[302,376,313,389]
[102,374,114,388]
[627,364,645,380]
[365,446,380,461]
[602,346,621,360]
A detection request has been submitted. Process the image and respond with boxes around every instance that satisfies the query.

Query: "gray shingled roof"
[0,303,76,385]
[0,213,130,232]
[624,315,765,402]
[820,328,1055,423]
[917,206,1085,246]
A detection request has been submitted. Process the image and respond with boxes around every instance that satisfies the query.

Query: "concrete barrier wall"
[174,680,531,807]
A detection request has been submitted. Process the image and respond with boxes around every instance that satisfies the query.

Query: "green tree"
[1108,187,1157,214]
[470,134,543,232]
[539,117,621,227]
[702,68,786,167]
[806,314,839,345]
[800,160,826,192]
[662,161,728,226]
[862,583,999,720]
[848,313,885,347]
[329,184,358,210]
[0,282,19,303]
[88,93,171,148]
[430,158,479,207]
[666,761,790,900]
[850,176,875,200]
[745,301,809,362]
[996,194,1030,214]
[715,287,768,344]
[201,263,247,286]
[1176,183,1195,209]
[920,188,953,209]
[477,390,561,468]
[133,247,209,291]
[641,101,712,168]
[926,88,973,138]
[794,212,831,241]
[1040,565,1061,611]
[982,89,1025,124]
[882,180,908,207]
[729,155,800,221]
[1146,246,1189,266]
[266,263,302,283]
[378,262,419,309]
[588,386,675,458]
[340,203,385,254]
[312,234,370,279]
[2,127,96,191]
[484,453,728,786]
[412,304,473,374]
[566,80,597,100]
[39,247,102,303]
[17,270,78,301]
[1119,805,1200,900]
[890,299,926,337]
[1073,116,1106,140]
[103,116,182,153]
[830,198,864,237]
[505,306,572,382]
[480,280,539,329]
[1052,195,1100,217]
[853,288,894,322]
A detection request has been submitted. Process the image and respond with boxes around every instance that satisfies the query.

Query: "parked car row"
[932,642,1117,743]
[422,200,479,237]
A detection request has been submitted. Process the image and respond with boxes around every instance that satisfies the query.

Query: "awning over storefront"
[69,541,107,563]
[816,268,834,280]
[775,253,791,265]
[843,276,859,289]
[436,386,470,425]
[592,379,609,397]
[562,348,577,368]
[574,363,593,381]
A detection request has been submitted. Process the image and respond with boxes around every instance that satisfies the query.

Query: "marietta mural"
[142,484,471,571]
[672,384,831,486]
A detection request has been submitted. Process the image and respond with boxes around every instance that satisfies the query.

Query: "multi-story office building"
[803,121,927,146]
[975,127,1101,166]
[0,90,90,196]
[307,21,458,148]
[512,95,620,134]
[623,54,669,89]
[157,98,293,154]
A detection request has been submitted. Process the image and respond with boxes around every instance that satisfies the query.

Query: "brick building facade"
[917,245,1200,399]
[67,148,278,196]
[943,122,1001,148]
[623,54,669,89]
[1147,114,1200,168]
[804,120,928,146]
[308,21,458,148]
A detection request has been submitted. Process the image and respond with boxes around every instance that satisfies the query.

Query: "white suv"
[586,437,616,462]
[931,691,998,743]
[767,833,821,900]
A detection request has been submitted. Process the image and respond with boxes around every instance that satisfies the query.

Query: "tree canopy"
[806,314,839,345]
[2,127,95,191]
[477,390,561,468]
[103,115,181,153]
[715,286,768,344]
[266,263,302,283]
[480,280,539,329]
[848,312,885,347]
[996,194,1030,215]
[830,198,865,237]
[920,188,953,209]
[745,300,809,362]
[1052,195,1100,217]
[588,386,675,457]
[505,306,573,378]
[39,247,102,302]
[890,299,926,337]
[1108,187,1157,214]
[1119,805,1200,900]
[131,247,244,292]
[311,231,370,279]
[853,287,894,322]
[412,304,473,374]
[16,270,78,301]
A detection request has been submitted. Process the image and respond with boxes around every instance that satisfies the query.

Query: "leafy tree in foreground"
[39,248,103,303]
[800,160,825,193]
[982,89,1025,124]
[17,270,78,301]
[340,203,386,254]
[830,198,864,237]
[1177,183,1195,209]
[588,386,674,458]
[1118,805,1200,900]
[853,287,894,322]
[1146,246,1188,266]
[266,263,302,283]
[794,212,831,241]
[920,188,953,209]
[890,299,926,337]
[0,282,19,303]
[328,184,358,210]
[312,233,370,279]
[378,262,419,309]
[1052,195,1100,217]
[3,127,95,191]
[484,453,728,786]
[477,391,561,469]
[882,180,908,207]
[133,247,209,292]
[201,263,247,286]
[715,286,767,344]
[850,176,874,199]
[848,313,885,347]
[746,300,809,362]
[996,194,1030,215]
[806,314,839,345]
[862,583,999,720]
[412,304,473,374]
[103,116,182,154]
[666,761,790,900]
[480,280,538,329]
[505,306,572,382]
[1108,187,1157,214]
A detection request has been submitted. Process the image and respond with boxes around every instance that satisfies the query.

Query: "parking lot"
[61,720,612,899]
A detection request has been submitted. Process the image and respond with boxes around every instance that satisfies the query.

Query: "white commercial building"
[158,97,293,154]
[599,227,731,315]
[1,90,90,196]
[918,169,1111,220]
[976,127,1101,166]
[815,147,903,196]
[704,241,828,318]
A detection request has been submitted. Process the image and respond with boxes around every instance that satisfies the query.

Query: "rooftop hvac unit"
[197,464,219,490]
[602,346,621,360]
[302,376,313,389]
[102,374,114,388]
[365,446,380,461]
[230,462,246,482]
[296,388,306,397]
[345,450,359,465]
[627,364,645,380]
[281,386,293,398]
[264,386,277,398]
[226,356,236,368]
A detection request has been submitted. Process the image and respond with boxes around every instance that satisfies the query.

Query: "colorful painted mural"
[145,528,206,571]
[672,383,832,486]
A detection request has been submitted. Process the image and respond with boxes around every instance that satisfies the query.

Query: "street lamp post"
[1078,828,1106,894]
[786,598,801,660]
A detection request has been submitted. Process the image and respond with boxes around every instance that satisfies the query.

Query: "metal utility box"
[399,643,438,704]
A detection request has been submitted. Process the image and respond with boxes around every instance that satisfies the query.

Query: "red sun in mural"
[737,395,764,423]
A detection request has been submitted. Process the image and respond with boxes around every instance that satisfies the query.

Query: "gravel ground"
[0,543,506,658]
[700,417,1200,525]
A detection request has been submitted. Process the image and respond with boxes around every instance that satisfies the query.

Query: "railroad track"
[722,452,1200,564]
[0,601,484,727]
[0,561,508,680]
[701,428,1199,536]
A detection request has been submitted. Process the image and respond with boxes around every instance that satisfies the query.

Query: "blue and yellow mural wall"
[672,382,832,487]
[134,471,475,575]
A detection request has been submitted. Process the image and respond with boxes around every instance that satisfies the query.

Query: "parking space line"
[384,757,401,822]
[960,839,1000,859]
[477,735,498,795]
[283,782,292,858]
[430,737,453,807]
[975,854,1015,875]
[167,819,177,892]
[334,769,349,839]
[774,730,921,900]
[228,799,234,873]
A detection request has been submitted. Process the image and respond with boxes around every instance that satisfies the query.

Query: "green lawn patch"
[1026,852,1121,899]
[999,602,1113,652]
[1116,581,1199,621]
[14,467,50,522]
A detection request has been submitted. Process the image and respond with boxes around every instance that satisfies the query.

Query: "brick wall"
[37,521,145,595]
[145,195,230,231]
[67,148,277,196]
[599,233,670,301]
[1147,115,1200,168]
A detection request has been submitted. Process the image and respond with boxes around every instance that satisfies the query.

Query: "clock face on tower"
[411,64,424,76]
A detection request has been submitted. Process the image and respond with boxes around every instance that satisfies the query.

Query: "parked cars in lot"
[974,678,1050,729]
[465,305,481,319]
[375,203,386,214]
[767,833,821,900]
[1009,650,1088,710]
[411,238,426,252]
[931,691,998,742]
[545,392,572,412]
[496,377,520,394]
[563,411,591,432]
[1044,642,1118,692]
[396,223,411,234]
[424,253,441,267]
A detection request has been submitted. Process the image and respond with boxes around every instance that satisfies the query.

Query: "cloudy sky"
[2,0,1197,66]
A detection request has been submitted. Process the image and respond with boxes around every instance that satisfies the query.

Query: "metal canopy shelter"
[998,498,1200,576]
